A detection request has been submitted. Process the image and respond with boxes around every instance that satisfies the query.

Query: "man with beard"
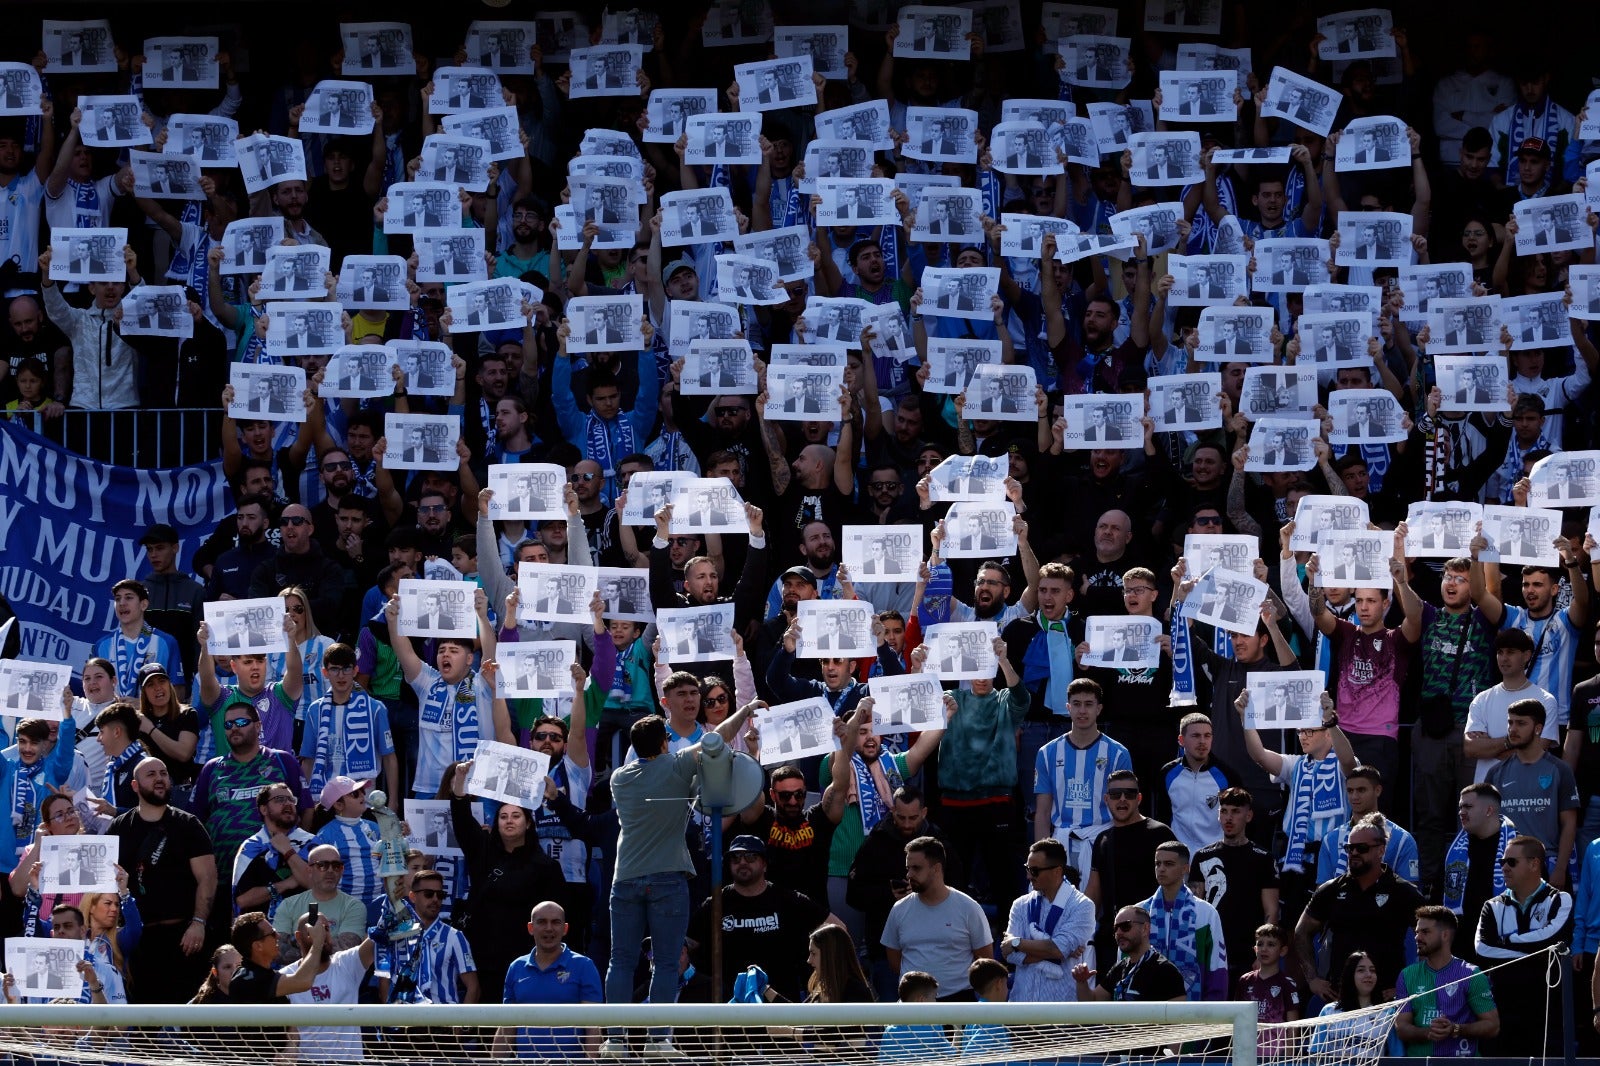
[764,520,846,617]
[268,179,329,250]
[727,701,872,908]
[822,709,943,972]
[309,448,362,545]
[0,293,70,404]
[495,198,552,279]
[231,782,315,916]
[108,758,217,1001]
[647,501,771,683]
[248,504,349,632]
[206,492,281,601]
[847,786,964,1001]
[686,836,833,1001]
[752,565,824,696]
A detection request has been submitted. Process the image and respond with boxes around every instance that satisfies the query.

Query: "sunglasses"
[1024,864,1061,876]
[411,888,444,898]
[224,716,258,730]
[1343,842,1378,854]
[531,731,566,742]
[1106,788,1139,799]
[1192,515,1224,526]
[773,789,806,802]
[286,604,306,614]
[869,481,902,491]
[1498,856,1521,867]
[704,693,729,706]
[281,515,310,527]
[417,504,447,514]
[1114,920,1145,932]
[311,860,345,870]
[569,472,597,483]
[712,406,746,417]
[321,460,354,472]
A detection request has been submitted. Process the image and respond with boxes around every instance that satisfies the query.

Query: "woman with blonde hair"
[79,868,141,1003]
[267,586,334,750]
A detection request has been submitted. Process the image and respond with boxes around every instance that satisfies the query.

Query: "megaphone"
[693,732,765,815]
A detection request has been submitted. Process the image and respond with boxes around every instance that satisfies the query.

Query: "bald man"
[495,901,604,1057]
[247,503,349,630]
[777,438,856,566]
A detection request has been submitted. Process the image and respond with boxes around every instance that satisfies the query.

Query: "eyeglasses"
[1192,515,1224,526]
[1024,863,1061,876]
[321,461,354,472]
[531,731,566,742]
[1343,841,1379,854]
[281,515,309,527]
[47,809,78,824]
[869,481,902,491]
[417,504,447,514]
[569,472,597,483]
[712,406,746,417]
[773,789,806,803]
[704,693,729,706]
[1106,788,1139,799]
[1114,920,1146,932]
[1123,586,1156,595]
[224,716,258,730]
[411,888,444,898]
[311,860,345,870]
[325,664,354,674]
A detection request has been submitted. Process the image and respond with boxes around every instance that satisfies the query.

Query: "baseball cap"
[727,834,766,856]
[140,524,179,546]
[663,257,697,282]
[136,662,169,688]
[319,775,370,809]
[1515,138,1551,159]
[780,565,819,587]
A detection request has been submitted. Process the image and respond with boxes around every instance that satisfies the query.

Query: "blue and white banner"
[0,421,230,677]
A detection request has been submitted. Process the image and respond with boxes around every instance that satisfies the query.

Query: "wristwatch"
[1451,1024,1462,1039]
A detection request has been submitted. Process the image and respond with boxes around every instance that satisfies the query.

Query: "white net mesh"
[0,953,1550,1066]
[0,1002,1246,1066]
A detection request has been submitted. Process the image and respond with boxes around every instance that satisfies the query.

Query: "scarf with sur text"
[1442,816,1517,914]
[1281,751,1348,873]
[421,672,480,763]
[852,751,903,834]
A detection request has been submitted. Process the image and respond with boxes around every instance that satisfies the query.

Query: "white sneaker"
[642,1039,678,1058]
[599,1038,631,1059]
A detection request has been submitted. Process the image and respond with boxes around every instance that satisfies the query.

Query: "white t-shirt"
[44,175,119,232]
[1464,681,1558,782]
[283,947,369,1060]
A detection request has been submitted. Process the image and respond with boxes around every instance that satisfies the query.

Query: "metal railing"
[9,408,223,467]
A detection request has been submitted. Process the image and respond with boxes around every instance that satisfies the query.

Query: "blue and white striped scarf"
[1442,816,1516,914]
[1144,884,1202,995]
[1281,752,1348,873]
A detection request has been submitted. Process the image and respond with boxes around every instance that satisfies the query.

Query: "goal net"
[0,997,1401,1066]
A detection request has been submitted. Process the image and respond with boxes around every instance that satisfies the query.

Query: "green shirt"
[818,751,910,876]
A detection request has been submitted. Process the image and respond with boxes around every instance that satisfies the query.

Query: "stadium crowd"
[4,0,1600,1061]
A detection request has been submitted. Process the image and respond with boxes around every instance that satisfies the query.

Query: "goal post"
[0,1000,1262,1066]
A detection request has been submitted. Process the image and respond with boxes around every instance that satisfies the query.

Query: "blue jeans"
[605,872,690,1037]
